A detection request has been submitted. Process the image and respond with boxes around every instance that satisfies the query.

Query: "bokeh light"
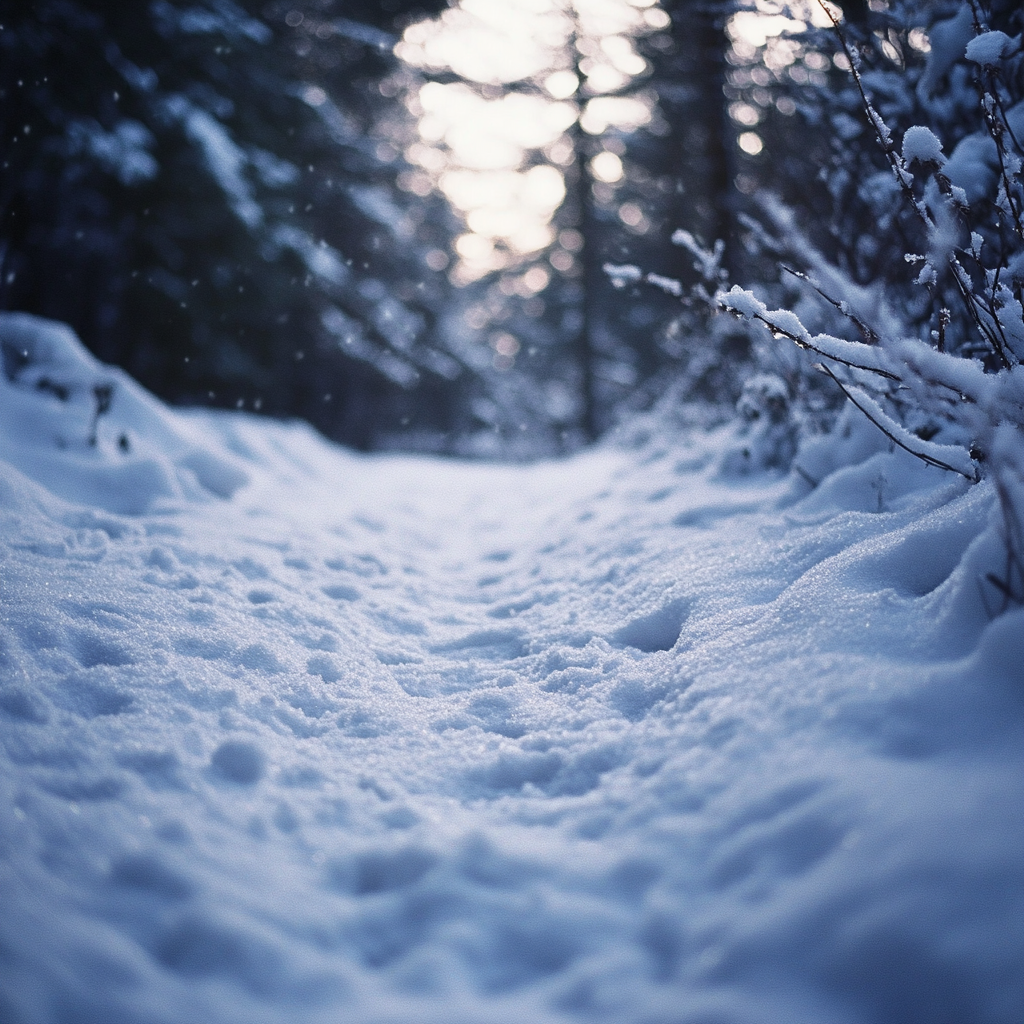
[395,0,665,282]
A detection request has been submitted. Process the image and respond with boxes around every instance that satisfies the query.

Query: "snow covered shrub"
[719,372,799,474]
[719,0,1024,604]
[604,228,766,439]
[664,230,765,412]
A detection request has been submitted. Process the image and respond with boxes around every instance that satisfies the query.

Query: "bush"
[719,0,1024,606]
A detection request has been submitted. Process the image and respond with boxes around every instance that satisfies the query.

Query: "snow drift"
[0,315,1021,1024]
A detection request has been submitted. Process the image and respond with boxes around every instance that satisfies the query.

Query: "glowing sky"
[395,0,666,281]
[393,0,847,282]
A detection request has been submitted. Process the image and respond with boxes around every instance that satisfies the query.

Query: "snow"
[66,118,159,186]
[1,315,1022,1024]
[943,100,1024,207]
[901,125,944,166]
[602,263,643,288]
[0,313,248,514]
[604,266,683,298]
[965,30,1016,67]
[643,274,683,298]
[671,231,726,286]
[717,285,765,321]
[916,4,974,101]
[944,132,1000,204]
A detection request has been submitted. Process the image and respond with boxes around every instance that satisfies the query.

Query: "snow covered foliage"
[720,371,798,473]
[602,229,763,427]
[0,313,1022,1023]
[719,0,1024,603]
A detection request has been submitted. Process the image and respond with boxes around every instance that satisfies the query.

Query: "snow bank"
[0,316,1021,1023]
[0,313,248,514]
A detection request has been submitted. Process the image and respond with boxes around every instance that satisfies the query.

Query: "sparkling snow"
[901,125,945,166]
[1,316,1022,1024]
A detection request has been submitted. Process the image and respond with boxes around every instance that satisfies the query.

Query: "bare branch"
[817,363,977,480]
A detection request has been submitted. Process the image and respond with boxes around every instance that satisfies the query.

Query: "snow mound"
[0,321,1021,1024]
[965,29,1017,66]
[901,125,944,166]
[0,312,248,514]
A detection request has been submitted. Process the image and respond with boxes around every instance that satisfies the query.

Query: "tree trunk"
[662,0,734,276]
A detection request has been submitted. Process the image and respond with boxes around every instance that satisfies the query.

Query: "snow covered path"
[1,318,1022,1024]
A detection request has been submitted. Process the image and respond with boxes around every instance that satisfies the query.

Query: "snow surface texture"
[901,125,944,167]
[965,30,1018,67]
[1,315,1022,1024]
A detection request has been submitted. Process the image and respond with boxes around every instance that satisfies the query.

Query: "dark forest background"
[2,0,1021,457]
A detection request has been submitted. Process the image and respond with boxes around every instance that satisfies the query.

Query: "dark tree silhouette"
[0,0,465,450]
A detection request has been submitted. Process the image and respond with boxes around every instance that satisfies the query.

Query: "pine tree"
[0,0,461,449]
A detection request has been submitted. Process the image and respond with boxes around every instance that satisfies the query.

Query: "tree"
[602,0,745,417]
[0,0,466,450]
[393,0,741,447]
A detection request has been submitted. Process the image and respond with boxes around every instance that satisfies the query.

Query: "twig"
[781,264,880,344]
[817,362,976,479]
[736,306,901,381]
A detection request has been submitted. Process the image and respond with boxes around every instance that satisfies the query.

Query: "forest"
[1,2,1023,1023]
[4,0,1016,470]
